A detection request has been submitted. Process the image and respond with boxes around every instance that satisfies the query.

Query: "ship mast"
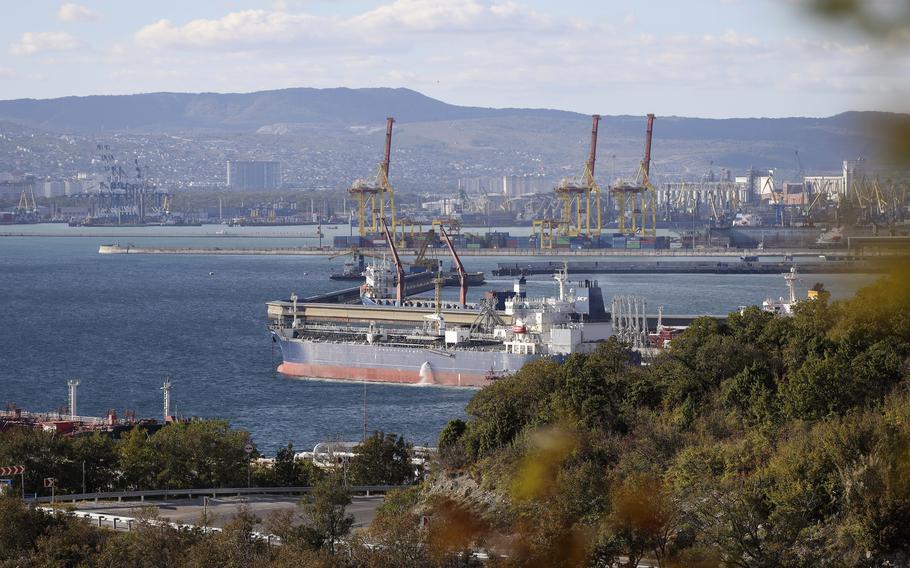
[785,266,798,305]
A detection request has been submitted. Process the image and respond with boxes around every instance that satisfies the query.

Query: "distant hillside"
[0,87,580,132]
[0,87,898,187]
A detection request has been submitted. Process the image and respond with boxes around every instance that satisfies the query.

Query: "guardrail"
[27,485,406,504]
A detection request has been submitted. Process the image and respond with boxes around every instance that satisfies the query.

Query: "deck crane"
[350,118,397,238]
[439,225,468,307]
[411,230,440,272]
[380,217,406,305]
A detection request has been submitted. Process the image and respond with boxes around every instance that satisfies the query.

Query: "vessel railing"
[0,410,124,425]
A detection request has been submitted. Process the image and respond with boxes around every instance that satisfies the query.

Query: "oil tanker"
[267,271,610,387]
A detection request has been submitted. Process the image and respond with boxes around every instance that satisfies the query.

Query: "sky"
[0,0,908,118]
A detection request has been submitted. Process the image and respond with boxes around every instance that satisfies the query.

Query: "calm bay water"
[0,225,875,453]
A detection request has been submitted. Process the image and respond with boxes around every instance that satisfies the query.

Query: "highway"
[62,494,384,532]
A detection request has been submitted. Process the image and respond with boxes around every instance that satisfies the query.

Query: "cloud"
[57,3,100,22]
[8,32,83,55]
[349,0,553,33]
[135,10,323,49]
[135,1,555,51]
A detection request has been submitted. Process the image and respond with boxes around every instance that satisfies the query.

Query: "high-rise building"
[226,160,282,190]
[43,181,66,198]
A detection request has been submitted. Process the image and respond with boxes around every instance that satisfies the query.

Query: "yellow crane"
[349,118,397,238]
[554,115,602,237]
[610,114,657,236]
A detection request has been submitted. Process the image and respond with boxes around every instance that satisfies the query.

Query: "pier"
[492,259,886,276]
[96,243,881,259]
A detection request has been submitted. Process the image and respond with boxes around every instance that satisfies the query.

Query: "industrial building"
[226,160,282,191]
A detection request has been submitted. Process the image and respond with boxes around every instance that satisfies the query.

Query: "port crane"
[439,225,468,307]
[554,114,602,237]
[15,187,37,214]
[611,114,657,236]
[350,118,397,238]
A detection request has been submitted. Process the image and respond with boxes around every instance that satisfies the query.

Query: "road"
[68,494,385,532]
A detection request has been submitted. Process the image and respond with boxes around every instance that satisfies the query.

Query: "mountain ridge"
[0,87,900,135]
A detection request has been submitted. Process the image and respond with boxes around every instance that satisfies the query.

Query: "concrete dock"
[492,259,887,275]
[96,243,866,258]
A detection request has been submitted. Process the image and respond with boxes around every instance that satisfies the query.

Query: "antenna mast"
[162,377,172,422]
[67,379,80,418]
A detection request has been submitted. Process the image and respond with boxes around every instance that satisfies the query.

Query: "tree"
[349,431,414,486]
[0,426,70,496]
[439,419,467,450]
[152,420,252,488]
[0,495,58,561]
[302,474,355,556]
[117,426,159,490]
[273,443,300,487]
[70,432,118,493]
[607,474,680,568]
[186,506,267,568]
[97,508,199,568]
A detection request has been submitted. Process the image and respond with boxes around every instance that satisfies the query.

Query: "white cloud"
[135,1,555,51]
[82,1,905,116]
[349,0,553,33]
[8,32,83,55]
[135,10,324,49]
[57,3,100,22]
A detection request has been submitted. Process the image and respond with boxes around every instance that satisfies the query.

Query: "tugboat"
[330,253,366,281]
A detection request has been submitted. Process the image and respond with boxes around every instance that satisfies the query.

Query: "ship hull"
[273,334,536,387]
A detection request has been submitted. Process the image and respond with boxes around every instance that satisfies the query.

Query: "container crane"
[380,217,405,305]
[439,225,468,307]
[350,118,397,238]
[610,114,657,236]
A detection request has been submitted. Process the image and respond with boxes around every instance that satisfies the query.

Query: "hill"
[0,87,899,187]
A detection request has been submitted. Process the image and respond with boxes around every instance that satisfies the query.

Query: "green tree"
[117,426,159,490]
[0,495,58,561]
[0,426,70,496]
[273,443,300,487]
[462,358,562,458]
[70,432,119,493]
[302,474,355,556]
[152,420,253,488]
[349,431,414,486]
[186,506,267,568]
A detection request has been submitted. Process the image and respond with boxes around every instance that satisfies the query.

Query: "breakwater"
[97,244,861,258]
